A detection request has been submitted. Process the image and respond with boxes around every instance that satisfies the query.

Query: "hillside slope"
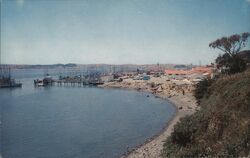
[162,70,250,157]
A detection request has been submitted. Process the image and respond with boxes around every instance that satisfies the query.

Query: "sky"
[1,0,250,65]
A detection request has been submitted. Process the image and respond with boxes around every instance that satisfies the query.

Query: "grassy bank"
[162,70,250,157]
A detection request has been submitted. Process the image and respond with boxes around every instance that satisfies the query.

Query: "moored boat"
[34,74,54,86]
[0,78,22,88]
[0,67,22,88]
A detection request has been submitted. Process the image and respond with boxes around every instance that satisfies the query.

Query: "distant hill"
[0,63,176,72]
[0,63,77,69]
[163,69,250,157]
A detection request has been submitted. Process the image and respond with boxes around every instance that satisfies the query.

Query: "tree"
[215,53,246,74]
[209,32,250,74]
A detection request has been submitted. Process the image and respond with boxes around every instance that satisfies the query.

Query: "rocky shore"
[99,77,198,158]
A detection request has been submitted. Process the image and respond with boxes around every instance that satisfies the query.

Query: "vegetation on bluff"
[193,78,214,105]
[162,69,250,157]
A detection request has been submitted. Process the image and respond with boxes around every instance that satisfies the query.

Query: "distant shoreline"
[99,77,197,158]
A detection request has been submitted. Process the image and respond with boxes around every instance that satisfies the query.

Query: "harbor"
[0,76,175,158]
[1,63,217,89]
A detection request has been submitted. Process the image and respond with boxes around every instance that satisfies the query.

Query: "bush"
[193,79,214,104]
[216,53,247,74]
[171,116,197,146]
[162,114,205,157]
[228,54,247,74]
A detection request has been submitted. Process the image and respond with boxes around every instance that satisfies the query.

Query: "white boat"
[34,74,53,86]
[35,79,44,86]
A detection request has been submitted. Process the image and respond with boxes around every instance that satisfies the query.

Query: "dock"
[34,74,108,87]
[54,79,104,86]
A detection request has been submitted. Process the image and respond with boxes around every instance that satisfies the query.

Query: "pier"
[54,79,104,87]
[55,74,104,86]
[34,74,105,87]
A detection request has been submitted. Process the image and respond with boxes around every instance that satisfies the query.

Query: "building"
[165,66,215,81]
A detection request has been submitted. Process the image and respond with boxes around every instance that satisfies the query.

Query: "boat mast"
[0,1,1,65]
[8,67,10,79]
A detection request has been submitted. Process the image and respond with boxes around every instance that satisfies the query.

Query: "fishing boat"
[34,74,54,86]
[34,79,44,86]
[0,78,22,88]
[0,67,22,88]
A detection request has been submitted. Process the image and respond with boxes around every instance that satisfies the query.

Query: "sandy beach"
[99,76,198,158]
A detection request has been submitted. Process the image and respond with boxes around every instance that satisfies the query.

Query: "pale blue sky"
[1,0,250,65]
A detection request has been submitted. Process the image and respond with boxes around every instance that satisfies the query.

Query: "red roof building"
[165,66,213,76]
[165,69,189,75]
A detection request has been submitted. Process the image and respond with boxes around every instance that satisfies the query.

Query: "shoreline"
[99,78,198,158]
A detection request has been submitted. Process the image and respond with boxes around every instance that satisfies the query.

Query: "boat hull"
[0,83,22,88]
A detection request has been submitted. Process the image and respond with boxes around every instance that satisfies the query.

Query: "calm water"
[0,76,175,158]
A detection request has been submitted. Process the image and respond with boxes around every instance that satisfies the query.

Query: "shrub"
[216,53,247,74]
[171,116,198,146]
[193,79,214,104]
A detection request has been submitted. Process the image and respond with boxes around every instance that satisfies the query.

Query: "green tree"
[209,32,250,74]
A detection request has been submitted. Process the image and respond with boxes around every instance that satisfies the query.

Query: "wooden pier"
[54,79,104,87]
[34,74,105,87]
